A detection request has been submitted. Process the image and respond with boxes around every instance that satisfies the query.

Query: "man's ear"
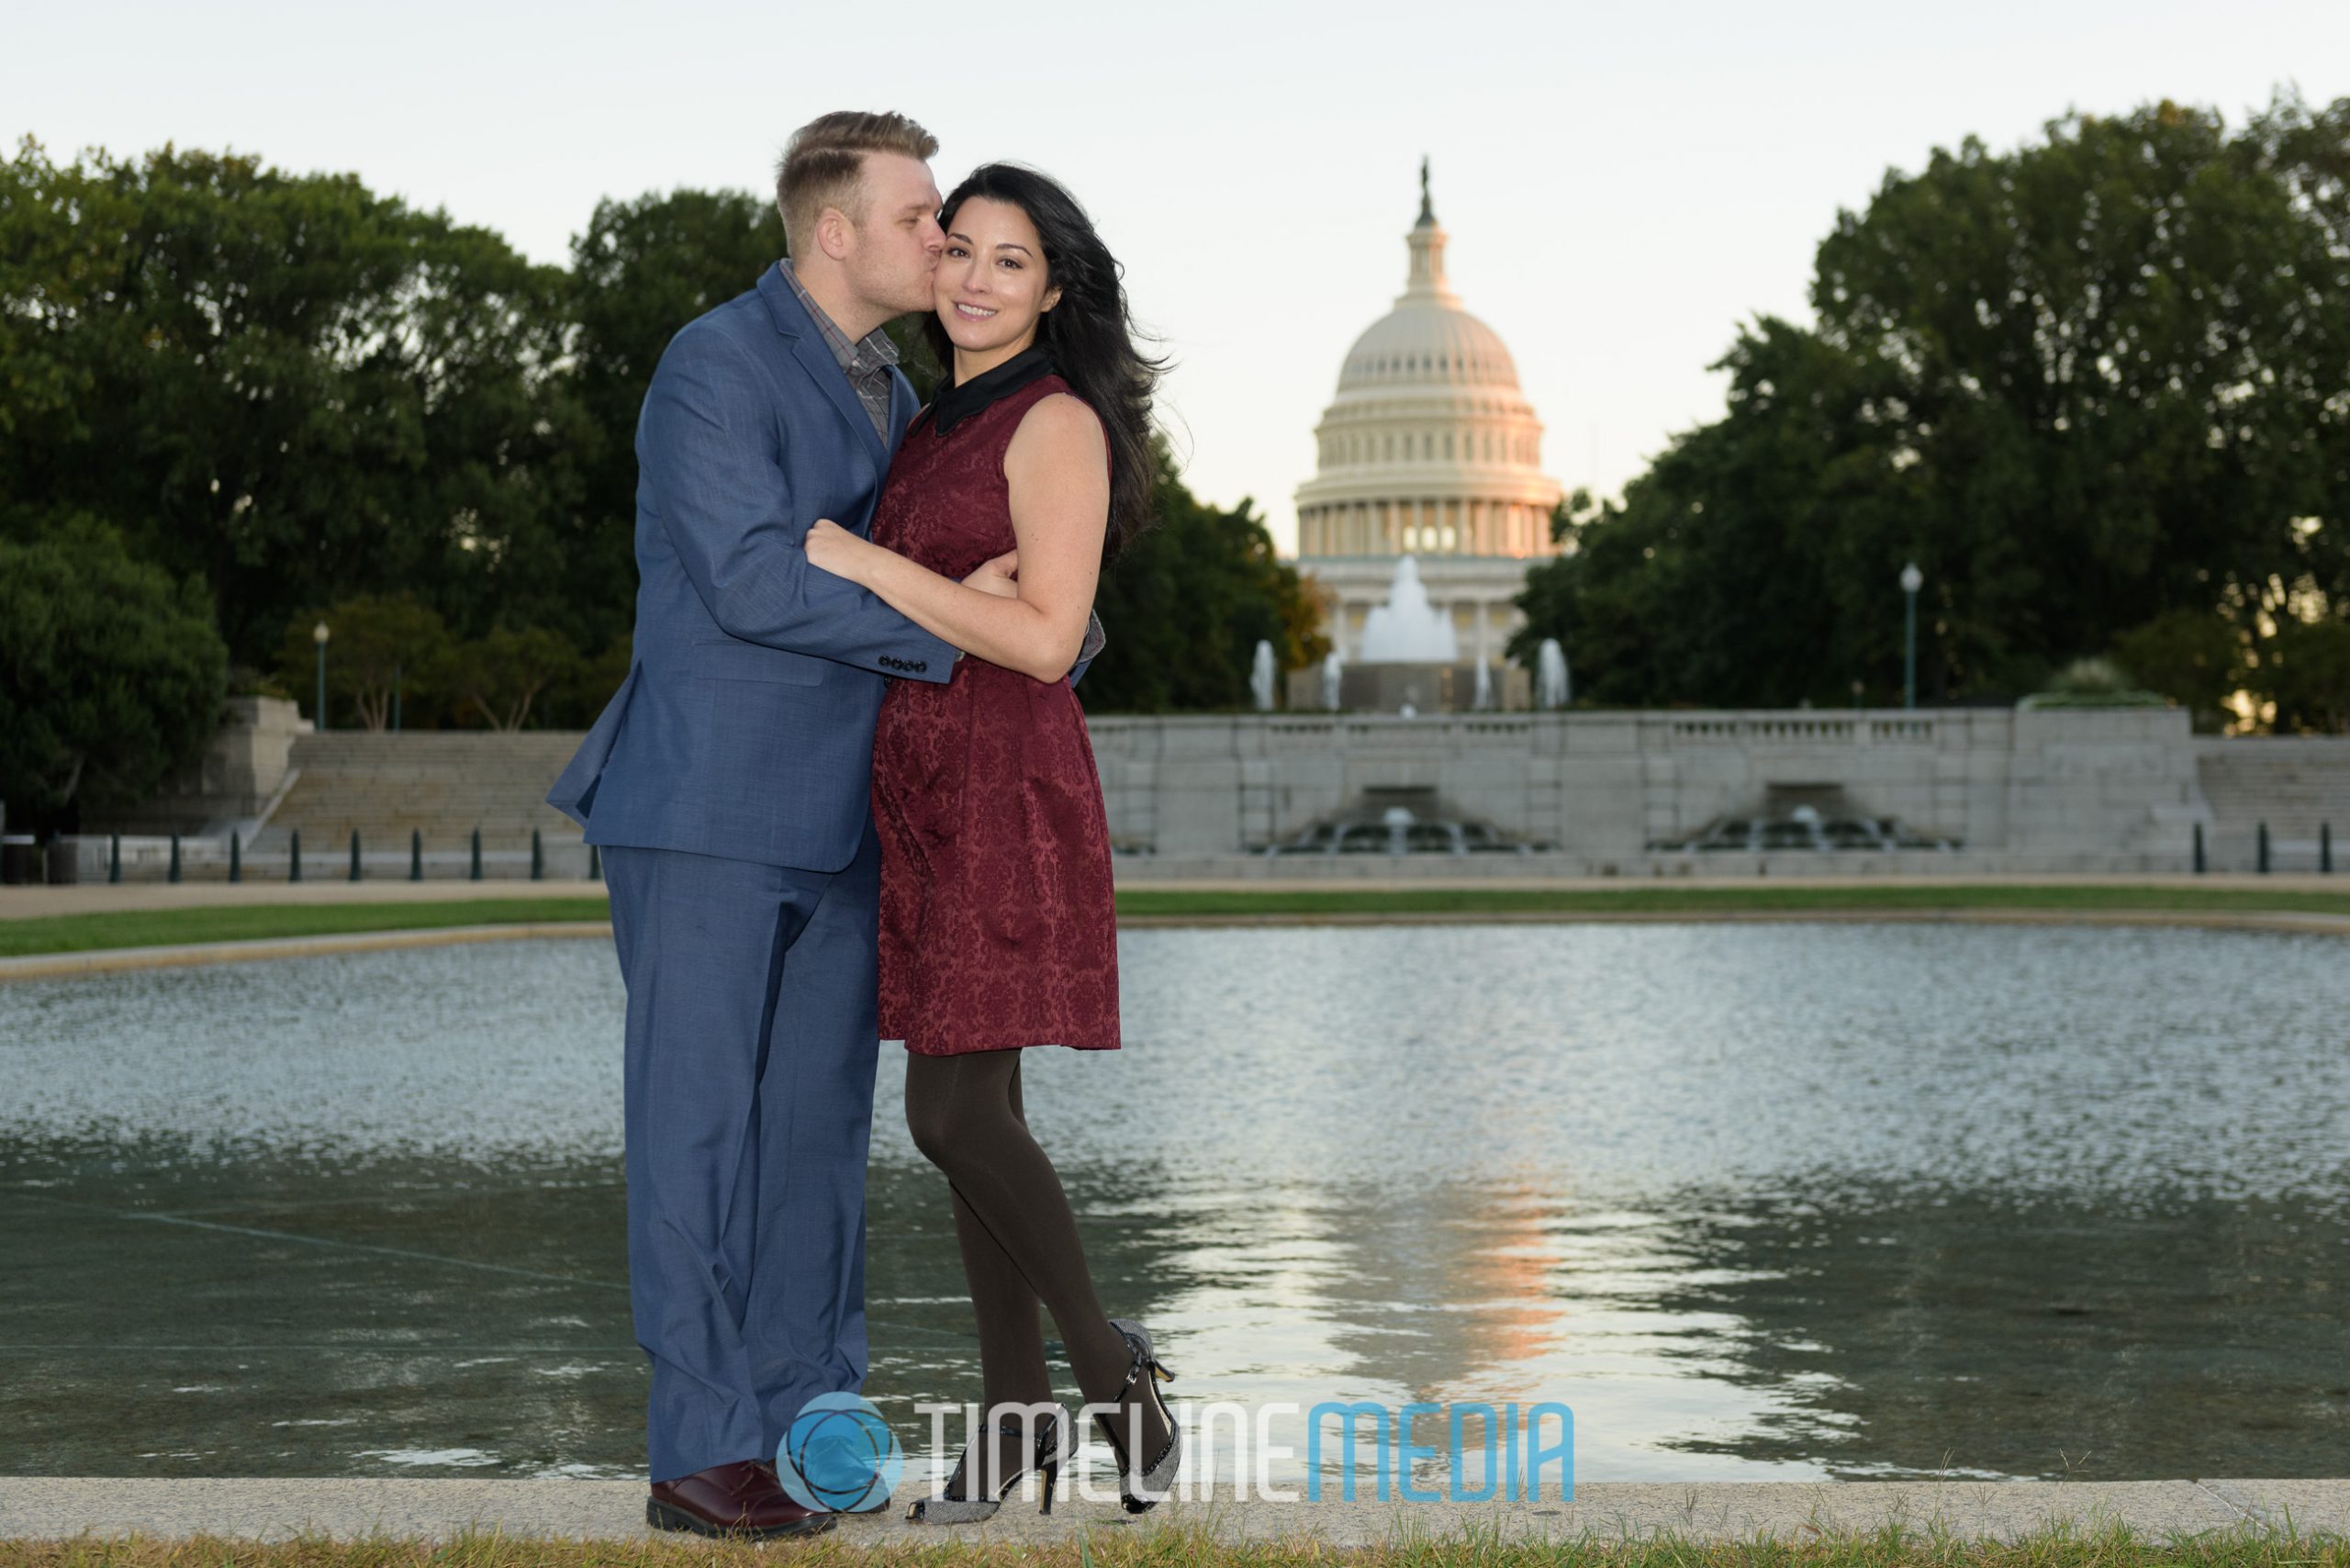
[816,207,855,261]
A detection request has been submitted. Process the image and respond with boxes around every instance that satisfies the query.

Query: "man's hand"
[961,549,1021,599]
[804,517,870,583]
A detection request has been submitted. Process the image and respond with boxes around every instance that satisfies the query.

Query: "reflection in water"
[3,924,2345,1481]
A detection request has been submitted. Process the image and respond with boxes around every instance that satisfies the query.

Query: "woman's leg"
[948,1056,1060,1498]
[949,1056,1051,1403]
[903,1048,1171,1492]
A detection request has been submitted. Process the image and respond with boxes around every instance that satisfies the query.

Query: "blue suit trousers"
[602,822,883,1483]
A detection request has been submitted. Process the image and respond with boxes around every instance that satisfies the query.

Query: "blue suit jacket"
[548,263,963,873]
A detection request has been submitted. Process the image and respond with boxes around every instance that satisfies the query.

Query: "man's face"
[840,153,945,317]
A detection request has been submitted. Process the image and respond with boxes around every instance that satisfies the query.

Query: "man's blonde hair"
[775,111,940,252]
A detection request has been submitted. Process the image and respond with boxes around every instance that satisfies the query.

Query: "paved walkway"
[4,872,2344,923]
[1,1477,2344,1546]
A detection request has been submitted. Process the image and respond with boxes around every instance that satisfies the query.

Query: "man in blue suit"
[548,111,1014,1540]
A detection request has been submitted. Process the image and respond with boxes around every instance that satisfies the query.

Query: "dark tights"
[903,1048,1171,1498]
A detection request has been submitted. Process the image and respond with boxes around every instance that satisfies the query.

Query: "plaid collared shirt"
[780,259,898,440]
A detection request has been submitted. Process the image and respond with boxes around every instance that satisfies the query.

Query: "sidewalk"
[5,871,2343,922]
[2,1477,2344,1547]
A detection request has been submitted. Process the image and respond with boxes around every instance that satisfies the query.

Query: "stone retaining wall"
[70,703,2350,880]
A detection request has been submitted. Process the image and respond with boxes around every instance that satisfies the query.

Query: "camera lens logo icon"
[775,1393,904,1513]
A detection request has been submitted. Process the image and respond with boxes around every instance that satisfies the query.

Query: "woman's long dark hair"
[925,163,1165,563]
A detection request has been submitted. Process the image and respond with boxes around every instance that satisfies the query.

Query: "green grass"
[2,1517,2344,1568]
[4,884,2348,962]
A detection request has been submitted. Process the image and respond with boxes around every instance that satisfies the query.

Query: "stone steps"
[2196,740,2350,839]
[248,733,590,853]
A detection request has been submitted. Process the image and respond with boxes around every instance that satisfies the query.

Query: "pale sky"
[11,2,2345,555]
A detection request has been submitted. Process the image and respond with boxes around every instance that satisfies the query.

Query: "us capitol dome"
[1292,164,1563,667]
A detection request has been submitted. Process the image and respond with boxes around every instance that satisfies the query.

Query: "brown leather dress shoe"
[647,1458,836,1539]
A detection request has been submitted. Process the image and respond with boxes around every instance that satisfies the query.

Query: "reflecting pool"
[3,923,2346,1483]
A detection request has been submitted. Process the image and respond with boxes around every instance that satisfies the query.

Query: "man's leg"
[744,815,886,1456]
[606,842,829,1484]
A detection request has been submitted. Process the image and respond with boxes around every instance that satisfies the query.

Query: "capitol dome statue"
[1292,163,1564,687]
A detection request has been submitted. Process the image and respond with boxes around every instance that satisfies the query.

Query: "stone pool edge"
[5,906,2350,983]
[2,1476,2345,1547]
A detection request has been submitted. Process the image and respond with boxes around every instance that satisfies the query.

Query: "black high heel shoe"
[1096,1317,1180,1513]
[905,1406,1069,1524]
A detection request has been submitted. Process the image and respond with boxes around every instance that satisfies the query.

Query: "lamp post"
[313,620,330,732]
[1898,563,1923,711]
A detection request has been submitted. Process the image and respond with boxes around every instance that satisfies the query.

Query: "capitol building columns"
[1292,494,1562,564]
[1291,165,1564,700]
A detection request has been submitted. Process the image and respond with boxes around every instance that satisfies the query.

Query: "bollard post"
[2192,822,2206,875]
[2322,822,2333,875]
[410,829,423,882]
[532,828,544,881]
[588,843,601,883]
[470,827,483,881]
[349,829,362,882]
[109,833,121,885]
[290,828,303,883]
[168,833,182,884]
[2257,822,2271,875]
[229,830,241,884]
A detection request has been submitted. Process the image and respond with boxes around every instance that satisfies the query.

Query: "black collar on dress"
[929,345,1056,436]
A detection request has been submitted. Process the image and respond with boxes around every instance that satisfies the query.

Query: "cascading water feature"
[1259,785,1553,857]
[1356,555,1459,664]
[1646,786,1962,852]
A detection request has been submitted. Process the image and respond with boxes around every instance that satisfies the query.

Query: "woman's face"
[934,196,1062,361]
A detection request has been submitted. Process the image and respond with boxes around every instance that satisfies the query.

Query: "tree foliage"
[450,625,578,732]
[1514,92,2350,722]
[0,147,1301,734]
[1081,442,1331,711]
[2109,607,2245,729]
[0,519,229,831]
[273,594,454,732]
[0,139,588,668]
[2266,618,2350,734]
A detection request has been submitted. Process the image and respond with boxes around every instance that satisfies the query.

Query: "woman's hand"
[963,550,1021,599]
[804,518,870,583]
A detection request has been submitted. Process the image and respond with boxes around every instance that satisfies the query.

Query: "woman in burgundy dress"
[801,164,1178,1523]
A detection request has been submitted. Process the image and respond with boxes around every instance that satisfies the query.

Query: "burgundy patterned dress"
[868,358,1120,1056]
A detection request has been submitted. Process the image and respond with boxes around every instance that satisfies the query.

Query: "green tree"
[0,519,228,833]
[2109,607,2246,729]
[2261,618,2350,734]
[543,631,632,730]
[0,139,588,670]
[449,626,579,732]
[274,593,455,732]
[1082,442,1329,711]
[1515,91,2350,711]
[1508,323,1908,705]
